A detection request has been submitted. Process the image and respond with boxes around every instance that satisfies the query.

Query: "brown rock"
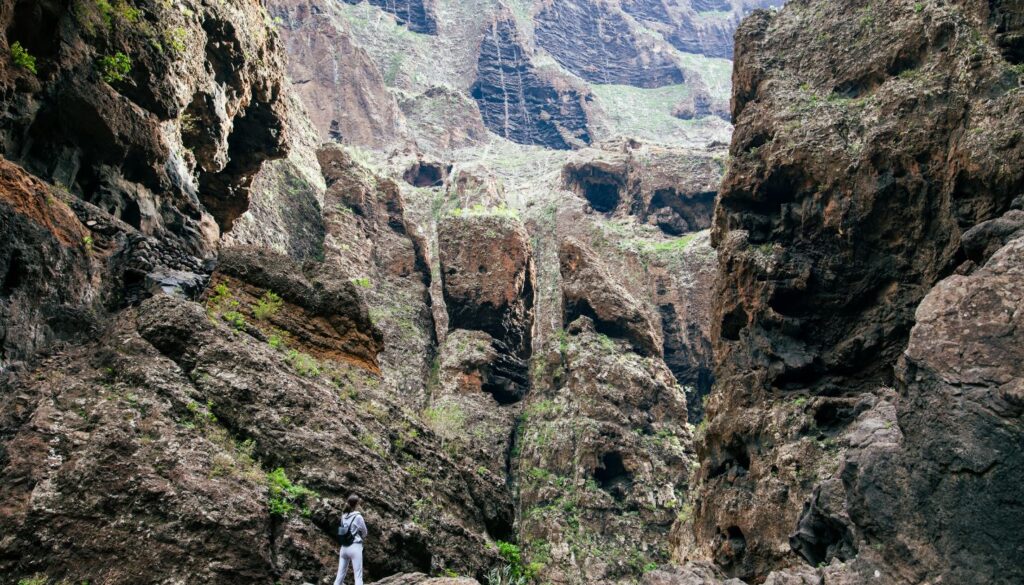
[438,213,535,401]
[700,0,1024,581]
[559,237,662,357]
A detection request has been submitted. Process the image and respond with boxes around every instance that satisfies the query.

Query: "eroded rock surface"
[698,1,1024,582]
[534,1,685,88]
[517,316,693,584]
[438,214,535,403]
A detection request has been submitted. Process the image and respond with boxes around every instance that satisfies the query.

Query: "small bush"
[17,577,47,585]
[98,51,131,84]
[268,333,286,350]
[253,290,283,321]
[267,467,318,517]
[351,277,372,288]
[286,349,321,377]
[223,310,247,331]
[10,41,37,74]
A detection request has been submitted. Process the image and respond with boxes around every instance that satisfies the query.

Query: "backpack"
[338,513,360,547]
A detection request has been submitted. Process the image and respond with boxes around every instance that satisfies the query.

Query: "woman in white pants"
[334,495,368,585]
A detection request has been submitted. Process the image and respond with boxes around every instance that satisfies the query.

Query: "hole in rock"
[121,198,142,229]
[1,252,24,297]
[583,180,620,213]
[720,306,747,341]
[790,489,858,567]
[480,348,530,405]
[8,0,62,59]
[403,162,449,188]
[373,531,432,579]
[709,438,751,480]
[593,452,633,500]
[648,189,715,235]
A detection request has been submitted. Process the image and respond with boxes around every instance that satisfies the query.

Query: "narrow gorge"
[0,1,1021,585]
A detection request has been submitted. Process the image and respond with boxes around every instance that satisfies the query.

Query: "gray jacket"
[341,512,368,545]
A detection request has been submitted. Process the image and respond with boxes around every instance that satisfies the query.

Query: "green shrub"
[266,467,318,517]
[268,333,286,350]
[351,277,372,288]
[286,349,321,377]
[98,52,131,83]
[223,310,247,331]
[17,577,47,585]
[490,541,541,583]
[10,41,37,74]
[253,290,283,321]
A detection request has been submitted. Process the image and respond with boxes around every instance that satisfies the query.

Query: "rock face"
[438,214,535,404]
[316,144,437,400]
[342,0,438,35]
[698,1,1024,582]
[269,0,408,149]
[516,315,693,585]
[534,1,685,88]
[0,285,505,583]
[559,238,662,358]
[0,0,290,366]
[2,0,288,239]
[471,18,593,150]
[0,158,95,366]
[562,144,725,236]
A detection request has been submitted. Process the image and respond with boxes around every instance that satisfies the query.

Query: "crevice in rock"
[1,252,24,298]
[789,486,858,567]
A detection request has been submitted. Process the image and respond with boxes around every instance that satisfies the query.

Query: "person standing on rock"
[333,495,368,585]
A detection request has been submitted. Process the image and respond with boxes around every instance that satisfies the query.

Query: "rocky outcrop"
[560,238,662,358]
[438,213,535,403]
[2,0,288,238]
[0,0,291,368]
[209,246,384,371]
[0,288,506,583]
[563,144,725,236]
[517,316,693,584]
[317,144,436,400]
[698,0,1024,582]
[534,1,685,88]
[471,18,592,150]
[0,158,96,367]
[226,90,327,260]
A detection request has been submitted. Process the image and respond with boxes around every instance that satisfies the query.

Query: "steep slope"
[695,1,1024,583]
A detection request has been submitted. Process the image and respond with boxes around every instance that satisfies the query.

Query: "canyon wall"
[695,0,1024,582]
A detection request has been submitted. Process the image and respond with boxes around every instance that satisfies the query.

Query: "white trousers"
[333,543,363,585]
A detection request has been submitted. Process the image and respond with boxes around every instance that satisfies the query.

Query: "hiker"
[333,494,368,585]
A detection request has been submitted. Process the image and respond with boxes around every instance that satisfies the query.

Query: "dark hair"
[344,494,361,513]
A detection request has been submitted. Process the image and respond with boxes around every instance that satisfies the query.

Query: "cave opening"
[594,452,633,500]
[708,438,751,481]
[121,198,142,229]
[404,161,449,188]
[582,180,621,213]
[720,306,747,341]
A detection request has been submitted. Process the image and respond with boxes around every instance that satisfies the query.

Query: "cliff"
[696,0,1024,582]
